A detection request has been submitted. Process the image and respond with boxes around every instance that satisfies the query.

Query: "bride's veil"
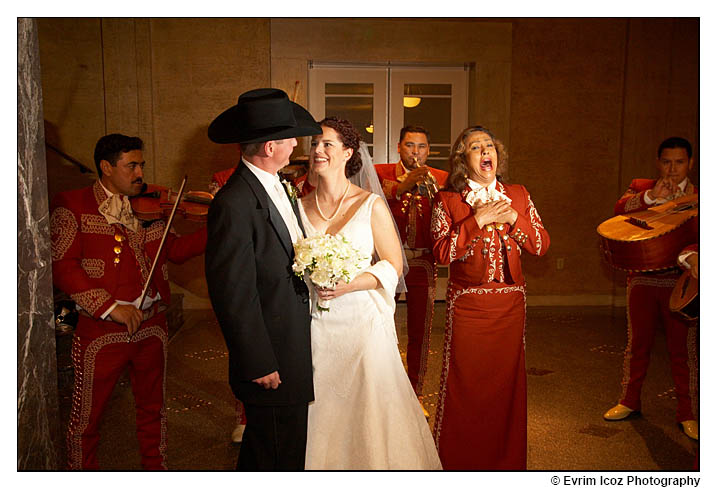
[351,142,409,294]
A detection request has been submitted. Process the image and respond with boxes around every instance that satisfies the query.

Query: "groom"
[205,88,322,470]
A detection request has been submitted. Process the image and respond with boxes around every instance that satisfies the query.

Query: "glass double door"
[308,64,468,169]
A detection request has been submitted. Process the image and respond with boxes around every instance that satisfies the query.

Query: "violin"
[130,183,213,222]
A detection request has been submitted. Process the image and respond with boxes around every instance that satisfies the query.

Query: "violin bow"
[136,175,188,320]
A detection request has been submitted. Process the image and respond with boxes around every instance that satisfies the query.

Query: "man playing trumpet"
[375,126,448,414]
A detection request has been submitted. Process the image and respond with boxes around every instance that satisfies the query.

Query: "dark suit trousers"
[238,403,309,470]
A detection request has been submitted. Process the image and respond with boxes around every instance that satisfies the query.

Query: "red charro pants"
[66,312,168,469]
[404,254,438,397]
[619,275,698,423]
[235,399,247,426]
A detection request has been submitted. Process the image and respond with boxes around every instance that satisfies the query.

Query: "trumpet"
[414,157,439,200]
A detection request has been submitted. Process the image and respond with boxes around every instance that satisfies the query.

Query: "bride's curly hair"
[445,126,508,193]
[319,117,363,178]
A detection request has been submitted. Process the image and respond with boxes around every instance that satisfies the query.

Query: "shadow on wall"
[44,120,96,204]
[167,124,241,302]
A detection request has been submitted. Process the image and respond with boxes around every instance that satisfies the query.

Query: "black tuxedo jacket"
[205,162,313,406]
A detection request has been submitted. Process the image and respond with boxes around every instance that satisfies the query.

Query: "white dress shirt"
[242,158,303,243]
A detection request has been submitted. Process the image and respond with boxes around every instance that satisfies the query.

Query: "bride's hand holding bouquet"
[292,233,369,311]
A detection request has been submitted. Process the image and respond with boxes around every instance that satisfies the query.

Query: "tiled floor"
[57,303,699,470]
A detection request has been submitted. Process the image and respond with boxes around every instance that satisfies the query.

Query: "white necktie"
[274,180,303,242]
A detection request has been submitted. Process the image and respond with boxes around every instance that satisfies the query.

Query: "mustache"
[133,178,144,185]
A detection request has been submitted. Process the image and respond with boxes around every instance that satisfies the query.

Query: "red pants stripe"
[67,313,169,470]
[404,255,437,396]
[620,276,698,422]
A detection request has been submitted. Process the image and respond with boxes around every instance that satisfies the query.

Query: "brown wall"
[508,18,698,302]
[510,18,630,299]
[269,18,513,153]
[36,17,699,306]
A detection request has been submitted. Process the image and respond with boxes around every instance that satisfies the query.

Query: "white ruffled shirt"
[464,178,512,206]
[97,180,160,319]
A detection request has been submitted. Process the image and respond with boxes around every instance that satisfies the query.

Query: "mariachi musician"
[374,126,448,410]
[603,137,698,441]
[50,134,207,469]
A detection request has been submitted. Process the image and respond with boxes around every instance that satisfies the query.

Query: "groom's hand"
[253,371,281,390]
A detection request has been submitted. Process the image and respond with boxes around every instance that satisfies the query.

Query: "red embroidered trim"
[50,207,77,261]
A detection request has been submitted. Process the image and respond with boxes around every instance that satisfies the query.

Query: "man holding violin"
[602,136,698,441]
[50,133,207,469]
[375,126,448,413]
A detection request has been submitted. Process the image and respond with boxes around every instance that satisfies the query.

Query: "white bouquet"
[292,233,370,311]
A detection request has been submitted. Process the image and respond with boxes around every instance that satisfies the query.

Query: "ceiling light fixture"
[403,97,421,108]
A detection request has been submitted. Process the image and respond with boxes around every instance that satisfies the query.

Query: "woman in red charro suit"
[430,126,550,469]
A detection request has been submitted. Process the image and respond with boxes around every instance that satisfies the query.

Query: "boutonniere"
[281,178,298,204]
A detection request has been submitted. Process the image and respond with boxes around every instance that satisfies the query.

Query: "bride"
[298,117,441,470]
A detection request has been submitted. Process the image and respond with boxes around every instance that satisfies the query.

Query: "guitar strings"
[640,202,697,224]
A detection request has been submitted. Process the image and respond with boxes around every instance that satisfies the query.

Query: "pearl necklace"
[316,181,351,221]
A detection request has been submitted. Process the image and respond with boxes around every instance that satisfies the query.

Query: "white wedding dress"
[298,194,442,470]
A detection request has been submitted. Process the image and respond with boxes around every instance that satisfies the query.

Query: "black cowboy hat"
[208,88,322,144]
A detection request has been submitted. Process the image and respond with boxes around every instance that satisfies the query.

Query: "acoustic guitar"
[597,193,698,272]
[669,269,698,320]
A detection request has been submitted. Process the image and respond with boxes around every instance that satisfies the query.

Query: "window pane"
[429,146,450,158]
[428,147,450,172]
[404,97,451,144]
[326,83,374,95]
[404,83,452,96]
[325,96,374,144]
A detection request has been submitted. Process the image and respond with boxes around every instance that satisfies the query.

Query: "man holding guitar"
[603,137,698,441]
